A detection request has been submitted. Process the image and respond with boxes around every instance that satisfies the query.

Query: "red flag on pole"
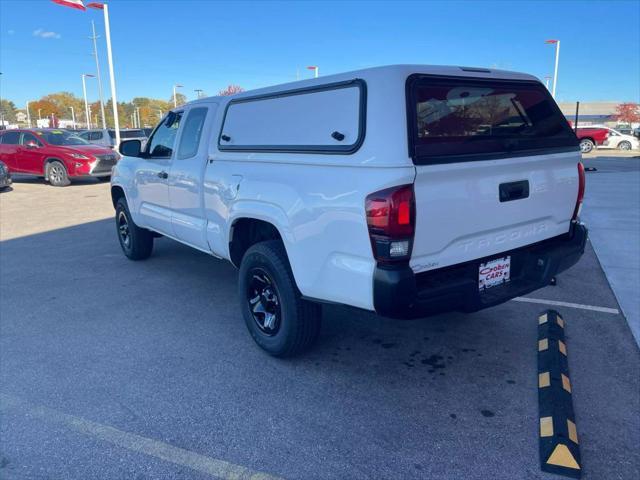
[51,0,86,10]
[545,39,559,44]
[87,2,104,9]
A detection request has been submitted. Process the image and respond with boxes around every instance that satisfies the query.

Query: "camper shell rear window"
[406,74,579,164]
[218,79,366,154]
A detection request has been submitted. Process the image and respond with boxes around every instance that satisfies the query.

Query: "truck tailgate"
[410,151,581,274]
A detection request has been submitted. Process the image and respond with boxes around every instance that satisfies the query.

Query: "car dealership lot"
[1,174,639,479]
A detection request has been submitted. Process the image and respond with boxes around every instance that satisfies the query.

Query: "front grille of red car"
[93,154,118,174]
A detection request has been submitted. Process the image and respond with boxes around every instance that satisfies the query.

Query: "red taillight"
[572,162,585,220]
[366,184,415,262]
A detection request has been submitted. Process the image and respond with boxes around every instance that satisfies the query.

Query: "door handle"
[499,180,529,202]
[157,171,168,179]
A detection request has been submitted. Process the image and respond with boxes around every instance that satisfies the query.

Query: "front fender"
[110,159,140,224]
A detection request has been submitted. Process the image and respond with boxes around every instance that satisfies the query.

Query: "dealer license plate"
[479,256,511,291]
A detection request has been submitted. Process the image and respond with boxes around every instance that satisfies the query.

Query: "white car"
[601,127,639,150]
[111,65,587,357]
[579,125,639,151]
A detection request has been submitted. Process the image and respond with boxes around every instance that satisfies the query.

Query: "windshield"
[407,76,578,162]
[37,130,90,146]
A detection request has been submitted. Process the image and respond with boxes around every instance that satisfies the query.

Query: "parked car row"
[77,128,149,150]
[0,129,119,186]
[575,125,639,153]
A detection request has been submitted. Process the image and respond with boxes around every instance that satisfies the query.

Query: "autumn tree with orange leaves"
[218,85,245,96]
[614,103,640,125]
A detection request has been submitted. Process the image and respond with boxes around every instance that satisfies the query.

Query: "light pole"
[26,101,32,128]
[90,20,107,129]
[307,66,319,78]
[135,106,141,128]
[194,89,203,99]
[157,109,163,119]
[69,106,76,129]
[544,75,552,90]
[545,39,560,99]
[38,108,42,120]
[82,73,95,129]
[173,84,183,108]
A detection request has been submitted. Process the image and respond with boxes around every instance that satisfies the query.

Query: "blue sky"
[1,0,639,107]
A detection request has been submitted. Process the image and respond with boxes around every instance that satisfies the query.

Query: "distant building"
[557,101,622,127]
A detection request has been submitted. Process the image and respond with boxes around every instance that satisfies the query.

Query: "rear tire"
[618,141,632,151]
[238,240,321,357]
[46,161,71,187]
[579,139,594,154]
[115,197,154,260]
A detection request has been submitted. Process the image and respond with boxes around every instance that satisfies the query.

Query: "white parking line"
[512,297,620,315]
[0,393,282,480]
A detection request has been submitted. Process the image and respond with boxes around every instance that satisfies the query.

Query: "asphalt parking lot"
[1,168,639,479]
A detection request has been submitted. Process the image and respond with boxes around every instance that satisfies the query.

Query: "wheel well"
[229,218,283,267]
[111,185,126,209]
[43,158,63,178]
[580,137,594,143]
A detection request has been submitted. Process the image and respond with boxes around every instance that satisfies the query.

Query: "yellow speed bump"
[538,338,549,351]
[547,444,580,470]
[539,372,550,388]
[559,340,567,356]
[537,309,582,478]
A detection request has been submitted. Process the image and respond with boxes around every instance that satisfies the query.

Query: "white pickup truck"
[111,65,587,357]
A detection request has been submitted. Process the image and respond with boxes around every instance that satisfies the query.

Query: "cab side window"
[21,133,43,147]
[147,112,183,158]
[1,131,21,145]
[177,108,208,159]
[89,131,103,141]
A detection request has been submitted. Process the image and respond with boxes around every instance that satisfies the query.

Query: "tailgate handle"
[499,180,529,202]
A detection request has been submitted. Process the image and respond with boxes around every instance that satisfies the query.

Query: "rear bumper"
[373,223,588,319]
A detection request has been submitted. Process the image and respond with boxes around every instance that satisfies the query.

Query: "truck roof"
[185,64,541,107]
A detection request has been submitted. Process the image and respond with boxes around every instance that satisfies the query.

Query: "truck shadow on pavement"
[1,219,638,480]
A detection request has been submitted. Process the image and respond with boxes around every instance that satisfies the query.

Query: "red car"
[575,126,609,154]
[0,129,119,186]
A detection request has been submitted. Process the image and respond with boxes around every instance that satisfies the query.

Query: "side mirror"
[119,139,142,157]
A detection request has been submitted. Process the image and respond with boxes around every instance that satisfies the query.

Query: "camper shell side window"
[218,79,366,154]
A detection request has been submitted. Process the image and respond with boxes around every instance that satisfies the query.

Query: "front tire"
[46,161,71,187]
[618,141,632,151]
[115,197,154,260]
[579,139,594,154]
[239,240,321,357]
